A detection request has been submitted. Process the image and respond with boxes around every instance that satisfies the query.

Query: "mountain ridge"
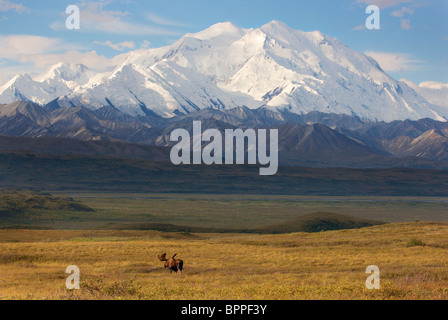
[0,21,446,122]
[1,101,448,168]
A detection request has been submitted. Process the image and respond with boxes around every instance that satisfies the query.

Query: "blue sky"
[0,0,447,85]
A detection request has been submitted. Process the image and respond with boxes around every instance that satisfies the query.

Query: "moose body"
[158,253,183,274]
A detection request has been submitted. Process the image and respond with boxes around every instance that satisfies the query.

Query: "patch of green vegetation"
[406,238,426,247]
[254,212,385,234]
[0,190,94,223]
[99,222,243,233]
[0,226,52,230]
[99,212,385,234]
[1,191,447,231]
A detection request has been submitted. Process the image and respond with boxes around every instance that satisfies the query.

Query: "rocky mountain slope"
[1,101,448,168]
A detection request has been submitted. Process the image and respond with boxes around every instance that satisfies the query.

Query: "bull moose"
[158,253,183,274]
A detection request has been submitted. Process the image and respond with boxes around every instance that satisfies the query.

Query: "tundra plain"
[0,193,447,300]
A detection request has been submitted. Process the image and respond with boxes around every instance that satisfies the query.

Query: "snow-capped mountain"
[0,63,97,105]
[0,21,446,122]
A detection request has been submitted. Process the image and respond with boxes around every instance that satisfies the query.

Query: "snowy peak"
[0,73,66,105]
[260,20,305,45]
[35,62,92,85]
[185,22,245,41]
[2,74,32,89]
[0,62,98,105]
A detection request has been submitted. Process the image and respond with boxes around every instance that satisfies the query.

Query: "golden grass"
[0,222,447,300]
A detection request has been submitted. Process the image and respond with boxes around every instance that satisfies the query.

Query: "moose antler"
[158,253,167,261]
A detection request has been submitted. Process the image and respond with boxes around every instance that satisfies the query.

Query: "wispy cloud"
[0,34,125,85]
[352,24,366,31]
[0,35,79,59]
[0,0,27,13]
[50,1,179,36]
[355,0,414,9]
[94,40,135,51]
[140,40,150,49]
[146,12,188,27]
[390,5,415,29]
[391,6,414,17]
[356,0,429,31]
[365,51,424,72]
[400,19,411,30]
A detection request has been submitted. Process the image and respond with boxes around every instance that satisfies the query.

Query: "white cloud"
[140,40,150,49]
[352,24,366,31]
[0,0,27,13]
[50,2,179,36]
[365,51,424,72]
[391,6,414,17]
[400,19,411,29]
[0,50,126,86]
[401,79,448,109]
[0,35,79,59]
[0,34,127,85]
[94,40,135,51]
[146,13,188,27]
[356,0,414,9]
[357,0,427,31]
